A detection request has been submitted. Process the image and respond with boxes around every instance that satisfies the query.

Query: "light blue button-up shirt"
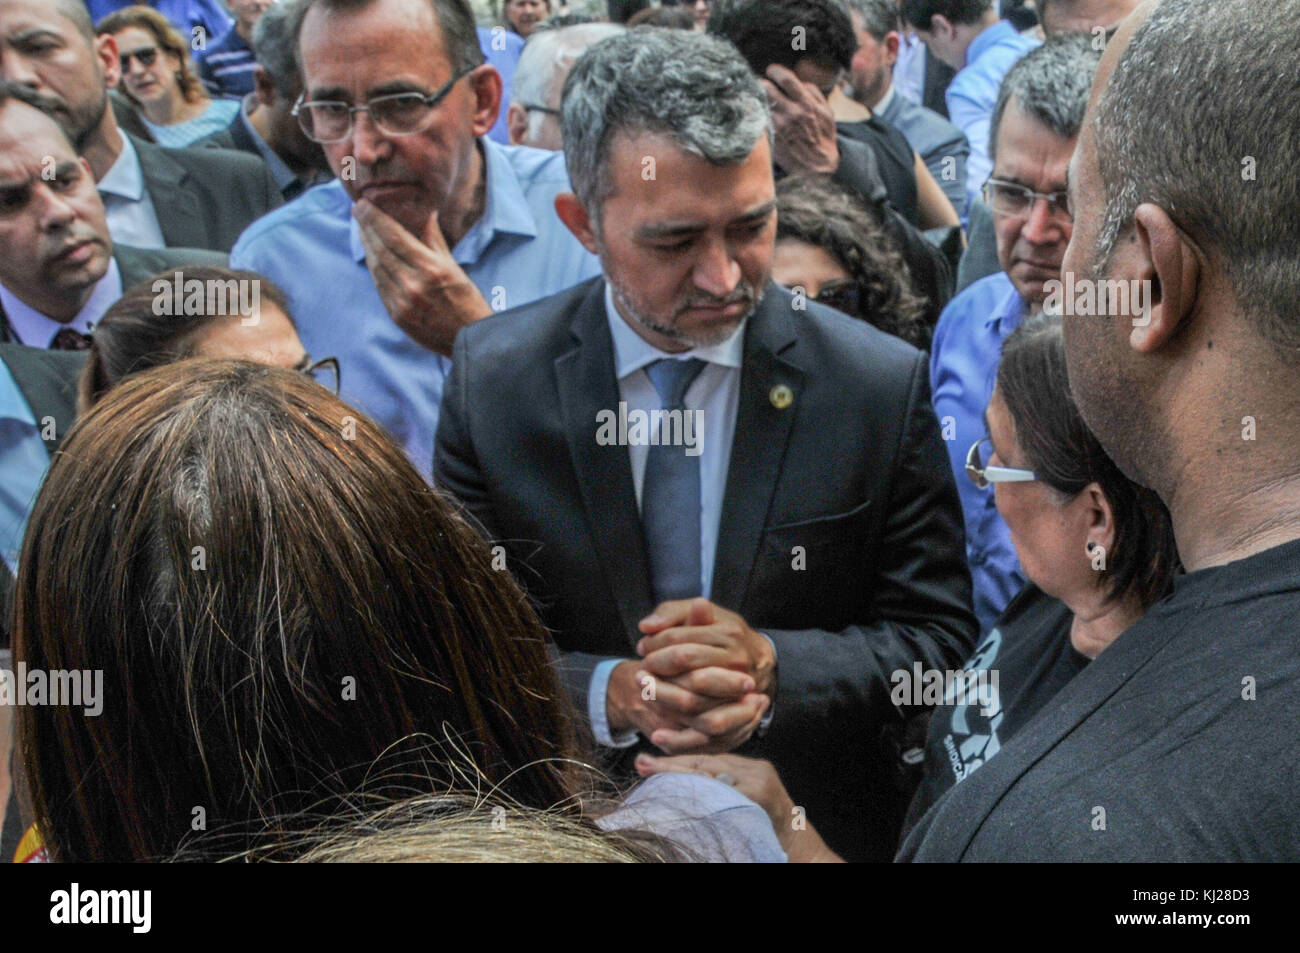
[947,20,1040,217]
[929,270,1027,634]
[230,137,600,480]
[0,361,51,575]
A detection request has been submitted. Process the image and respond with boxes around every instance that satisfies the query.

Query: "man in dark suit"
[435,28,976,862]
[0,84,226,348]
[197,0,330,202]
[0,0,280,252]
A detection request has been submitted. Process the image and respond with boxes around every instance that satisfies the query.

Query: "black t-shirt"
[902,584,1087,834]
[836,117,919,225]
[900,535,1300,861]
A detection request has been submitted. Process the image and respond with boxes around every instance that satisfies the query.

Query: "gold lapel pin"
[769,384,794,410]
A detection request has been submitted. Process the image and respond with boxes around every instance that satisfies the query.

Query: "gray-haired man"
[436,27,976,862]
[506,22,623,151]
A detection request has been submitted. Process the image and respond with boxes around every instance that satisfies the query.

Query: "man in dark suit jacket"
[128,133,279,252]
[435,28,975,862]
[0,0,279,253]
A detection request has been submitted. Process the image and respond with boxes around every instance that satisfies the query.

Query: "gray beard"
[609,277,759,350]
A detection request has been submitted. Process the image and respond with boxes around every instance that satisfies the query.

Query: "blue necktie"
[641,358,707,604]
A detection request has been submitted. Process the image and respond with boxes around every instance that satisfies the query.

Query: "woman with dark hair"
[638,312,1180,859]
[13,361,783,862]
[772,175,931,348]
[77,266,332,412]
[98,6,239,147]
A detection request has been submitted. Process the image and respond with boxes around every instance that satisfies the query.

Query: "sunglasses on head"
[120,46,159,71]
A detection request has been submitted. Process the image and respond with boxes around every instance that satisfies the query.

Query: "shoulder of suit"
[458,277,603,359]
[796,293,923,364]
[115,244,229,287]
[145,137,271,184]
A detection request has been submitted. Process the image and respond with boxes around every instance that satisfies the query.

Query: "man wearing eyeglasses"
[506,21,624,152]
[230,0,600,481]
[929,35,1100,632]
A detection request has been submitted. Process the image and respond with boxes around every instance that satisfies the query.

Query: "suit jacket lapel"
[554,280,654,644]
[710,285,804,611]
[132,135,209,249]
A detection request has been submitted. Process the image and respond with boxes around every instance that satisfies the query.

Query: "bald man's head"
[1039,0,1139,36]
[1087,0,1300,350]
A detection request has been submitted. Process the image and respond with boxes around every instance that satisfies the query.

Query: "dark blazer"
[956,199,1002,293]
[829,135,955,325]
[435,277,978,861]
[878,90,971,221]
[131,133,281,252]
[836,117,919,225]
[923,47,957,119]
[0,245,228,345]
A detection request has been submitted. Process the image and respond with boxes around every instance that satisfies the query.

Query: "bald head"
[1040,0,1139,35]
[1088,0,1300,349]
[50,0,96,42]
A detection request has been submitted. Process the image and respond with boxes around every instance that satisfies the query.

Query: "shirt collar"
[966,19,1018,67]
[0,257,122,348]
[604,282,746,380]
[874,83,896,116]
[0,357,37,426]
[96,133,145,202]
[348,137,538,265]
[984,273,1030,332]
[239,97,298,193]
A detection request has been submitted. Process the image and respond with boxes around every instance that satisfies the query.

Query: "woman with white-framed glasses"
[899,311,1182,834]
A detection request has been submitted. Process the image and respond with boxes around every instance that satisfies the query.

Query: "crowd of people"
[0,0,1297,864]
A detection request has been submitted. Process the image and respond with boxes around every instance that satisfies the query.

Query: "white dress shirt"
[0,257,122,348]
[97,134,166,250]
[893,30,927,106]
[589,284,746,746]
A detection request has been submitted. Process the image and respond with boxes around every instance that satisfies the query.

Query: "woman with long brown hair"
[13,361,782,862]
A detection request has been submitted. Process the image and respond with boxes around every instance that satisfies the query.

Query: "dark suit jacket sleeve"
[830,135,955,324]
[434,328,621,717]
[756,351,977,752]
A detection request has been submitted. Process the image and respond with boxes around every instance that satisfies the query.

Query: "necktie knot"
[645,358,705,409]
[50,327,92,351]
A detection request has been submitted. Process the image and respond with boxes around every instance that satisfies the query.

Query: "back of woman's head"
[775,174,929,347]
[996,313,1180,609]
[79,267,293,412]
[15,360,581,861]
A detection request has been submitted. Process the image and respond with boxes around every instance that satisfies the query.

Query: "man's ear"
[883,31,901,67]
[253,67,276,109]
[1128,202,1201,354]
[931,14,955,42]
[468,64,503,139]
[506,102,528,146]
[554,192,599,255]
[97,32,121,89]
